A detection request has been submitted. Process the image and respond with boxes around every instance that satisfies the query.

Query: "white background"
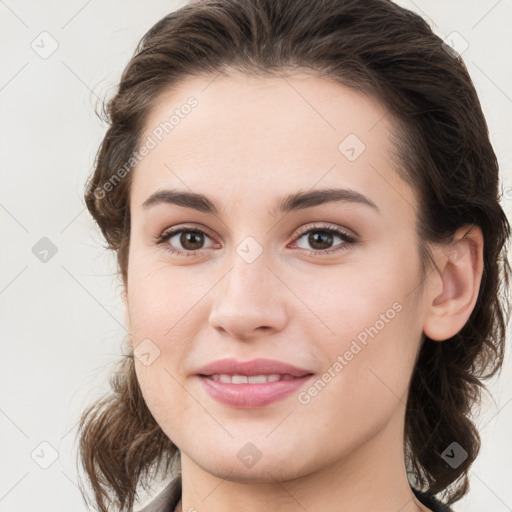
[1,1,511,510]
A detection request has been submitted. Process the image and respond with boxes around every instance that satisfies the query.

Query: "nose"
[208,251,288,341]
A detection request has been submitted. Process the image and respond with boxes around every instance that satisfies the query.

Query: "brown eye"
[307,231,335,250]
[177,231,205,250]
[157,227,216,256]
[292,225,357,255]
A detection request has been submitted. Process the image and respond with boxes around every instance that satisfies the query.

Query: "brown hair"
[77,0,511,510]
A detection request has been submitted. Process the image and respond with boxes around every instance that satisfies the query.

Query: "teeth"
[248,375,266,383]
[210,374,293,384]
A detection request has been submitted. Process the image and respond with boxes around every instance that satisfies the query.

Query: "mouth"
[195,358,315,408]
[200,373,309,383]
[196,357,313,378]
[197,372,315,408]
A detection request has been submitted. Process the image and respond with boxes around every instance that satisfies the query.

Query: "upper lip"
[196,358,314,377]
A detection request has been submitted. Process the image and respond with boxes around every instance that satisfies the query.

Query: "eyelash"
[154,223,357,257]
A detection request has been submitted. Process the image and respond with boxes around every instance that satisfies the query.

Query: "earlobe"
[423,225,484,342]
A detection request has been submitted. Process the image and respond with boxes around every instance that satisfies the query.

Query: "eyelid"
[287,223,357,255]
[291,221,357,240]
[155,221,357,256]
[156,222,356,242]
[154,223,219,256]
[157,223,216,241]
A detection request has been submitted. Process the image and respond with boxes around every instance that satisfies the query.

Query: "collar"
[134,475,181,512]
[134,476,452,512]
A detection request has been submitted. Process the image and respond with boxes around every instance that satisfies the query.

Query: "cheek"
[133,360,188,440]
[294,304,419,448]
[291,258,421,406]
[126,255,205,338]
[126,260,209,407]
[288,258,409,343]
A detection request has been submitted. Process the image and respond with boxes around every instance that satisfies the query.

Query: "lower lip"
[199,375,314,408]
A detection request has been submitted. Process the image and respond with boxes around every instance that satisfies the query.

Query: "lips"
[196,358,315,408]
[196,357,313,378]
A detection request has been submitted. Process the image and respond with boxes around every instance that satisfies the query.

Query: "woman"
[77,1,511,511]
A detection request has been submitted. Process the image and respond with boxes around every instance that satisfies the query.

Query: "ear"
[423,224,484,341]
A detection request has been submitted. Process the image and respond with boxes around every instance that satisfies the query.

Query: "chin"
[202,459,307,484]
[187,441,314,483]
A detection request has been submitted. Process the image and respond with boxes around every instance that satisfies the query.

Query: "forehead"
[131,70,414,215]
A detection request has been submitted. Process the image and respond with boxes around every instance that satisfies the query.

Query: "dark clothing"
[136,475,453,512]
[412,486,453,511]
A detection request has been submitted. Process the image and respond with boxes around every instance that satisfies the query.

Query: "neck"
[177,406,431,512]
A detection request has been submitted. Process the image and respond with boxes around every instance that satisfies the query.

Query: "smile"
[207,373,297,383]
[199,373,314,408]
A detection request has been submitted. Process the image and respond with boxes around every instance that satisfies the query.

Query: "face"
[125,70,428,482]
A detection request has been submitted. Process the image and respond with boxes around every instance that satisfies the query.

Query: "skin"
[124,70,483,512]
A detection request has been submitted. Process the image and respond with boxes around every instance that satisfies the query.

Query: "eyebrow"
[142,187,380,215]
